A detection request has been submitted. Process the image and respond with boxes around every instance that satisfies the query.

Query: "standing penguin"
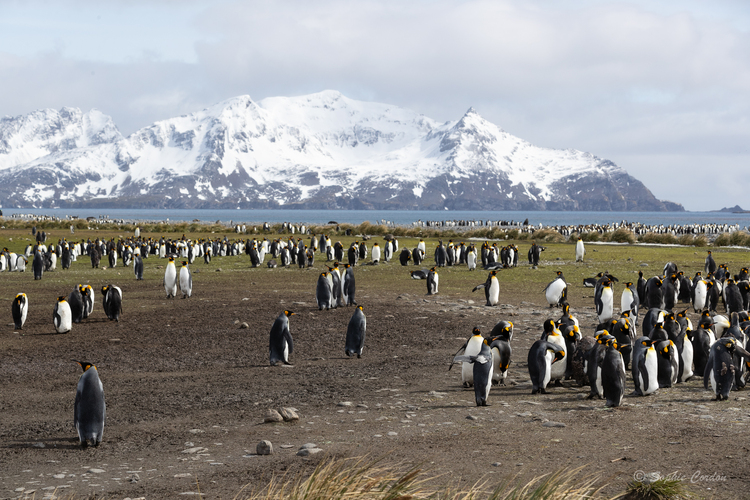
[345,305,367,358]
[467,246,476,271]
[655,340,679,388]
[73,360,106,447]
[164,256,178,298]
[68,285,84,324]
[452,339,493,406]
[133,255,144,280]
[33,246,44,280]
[544,271,567,307]
[601,338,626,407]
[632,337,659,396]
[426,267,439,295]
[449,327,485,387]
[53,296,72,334]
[541,319,567,386]
[704,338,750,400]
[11,293,28,330]
[473,270,500,306]
[575,237,585,262]
[705,250,717,275]
[80,285,94,319]
[343,264,356,306]
[102,285,122,322]
[489,336,512,386]
[269,310,295,366]
[621,282,639,320]
[595,279,614,323]
[179,261,192,298]
[316,272,333,310]
[528,340,565,394]
[371,243,381,264]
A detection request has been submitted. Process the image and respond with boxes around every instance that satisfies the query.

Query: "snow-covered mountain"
[0,91,682,211]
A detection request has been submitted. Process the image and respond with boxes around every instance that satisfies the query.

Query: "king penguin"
[102,285,122,322]
[53,296,72,334]
[541,319,567,386]
[179,261,192,298]
[12,293,28,330]
[704,337,750,400]
[595,279,614,323]
[73,360,106,447]
[575,237,585,262]
[133,254,144,280]
[601,338,626,407]
[544,271,567,307]
[449,327,485,387]
[632,337,659,396]
[371,243,381,264]
[164,256,178,298]
[345,305,367,358]
[467,246,477,271]
[68,285,84,324]
[269,310,295,366]
[427,267,439,295]
[489,335,512,386]
[343,264,356,305]
[527,339,565,394]
[316,272,333,310]
[452,338,493,406]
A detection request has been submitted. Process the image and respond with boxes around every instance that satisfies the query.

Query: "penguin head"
[181,261,188,267]
[543,319,556,333]
[168,256,175,263]
[284,310,295,317]
[57,296,67,303]
[550,348,565,363]
[357,305,364,312]
[15,293,25,303]
[74,360,96,372]
[472,327,482,337]
[102,285,109,295]
[567,325,581,340]
[595,330,610,341]
[641,339,655,348]
[625,282,633,288]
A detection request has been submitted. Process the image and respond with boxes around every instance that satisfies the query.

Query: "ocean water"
[3,208,750,229]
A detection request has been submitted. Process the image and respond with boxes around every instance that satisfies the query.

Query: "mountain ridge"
[0,91,683,211]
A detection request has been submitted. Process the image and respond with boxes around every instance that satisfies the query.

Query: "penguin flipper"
[283,327,294,355]
[448,342,469,370]
[472,284,486,292]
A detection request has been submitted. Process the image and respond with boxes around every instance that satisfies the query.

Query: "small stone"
[256,440,273,455]
[300,443,318,449]
[32,442,45,448]
[239,322,249,329]
[188,429,204,434]
[53,474,66,479]
[337,401,353,407]
[492,462,502,467]
[264,409,284,423]
[174,473,192,478]
[279,407,299,421]
[216,268,222,272]
[182,447,209,454]
[387,431,398,436]
[466,415,478,421]
[87,468,106,474]
[130,473,140,483]
[279,444,294,449]
[542,421,566,428]
[234,319,240,325]
[297,447,323,456]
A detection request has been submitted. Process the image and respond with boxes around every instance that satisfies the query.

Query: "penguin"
[643,276,664,310]
[609,318,634,369]
[410,270,427,280]
[541,319,567,386]
[693,279,708,312]
[691,323,715,377]
[53,296,72,334]
[527,340,565,394]
[398,248,411,266]
[467,247,477,271]
[560,324,581,380]
[632,337,659,396]
[452,339,493,406]
[164,256,178,298]
[558,303,579,329]
[345,305,367,358]
[68,285,84,324]
[528,243,544,266]
[32,246,44,280]
[601,338,626,407]
[595,279,614,323]
[15,255,27,272]
[371,243,381,264]
[316,272,333,310]
[705,250,717,275]
[108,247,117,268]
[73,360,106,447]
[575,237,585,262]
[12,293,28,330]
[133,255,144,280]
[343,264,356,306]
[473,270,500,306]
[621,282,639,320]
[655,340,679,388]
[269,310,295,366]
[449,327,485,387]
[724,279,743,314]
[328,263,344,307]
[102,285,122,322]
[489,336,512,386]
[663,262,677,276]
[489,320,514,342]
[544,271,567,308]
[426,267,439,295]
[179,261,192,298]
[582,277,598,288]
[412,246,424,266]
[80,284,94,319]
[704,337,750,400]
[586,333,614,400]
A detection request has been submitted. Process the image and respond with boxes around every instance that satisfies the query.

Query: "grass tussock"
[637,233,678,245]
[234,457,618,500]
[603,228,636,244]
[625,476,691,500]
[714,230,750,247]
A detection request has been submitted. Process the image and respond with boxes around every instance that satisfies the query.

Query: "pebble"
[297,448,323,457]
[87,468,106,474]
[52,474,66,479]
[188,429,205,434]
[279,444,294,449]
[239,322,249,329]
[300,443,318,449]
[542,422,567,428]
[182,447,209,454]
[280,407,299,421]
[387,431,398,436]
[264,409,284,423]
[32,442,45,448]
[174,473,192,478]
[466,415,478,421]
[256,440,273,455]
[492,462,502,467]
[337,401,353,407]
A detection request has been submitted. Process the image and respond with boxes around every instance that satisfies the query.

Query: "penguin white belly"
[595,366,603,397]
[542,351,554,389]
[461,337,483,386]
[709,369,717,395]
[545,279,565,306]
[680,335,694,381]
[575,241,585,262]
[599,288,613,322]
[488,279,500,306]
[547,334,567,380]
[491,347,502,383]
[433,273,439,293]
[467,252,476,270]
[644,351,659,395]
[484,364,494,400]
[462,362,474,386]
[283,340,289,362]
[621,290,633,313]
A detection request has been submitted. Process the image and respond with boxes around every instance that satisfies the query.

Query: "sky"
[1,0,749,211]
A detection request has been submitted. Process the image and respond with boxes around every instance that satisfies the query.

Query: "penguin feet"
[554,380,563,387]
[540,389,549,394]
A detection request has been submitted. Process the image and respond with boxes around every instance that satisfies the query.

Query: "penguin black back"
[73,360,106,447]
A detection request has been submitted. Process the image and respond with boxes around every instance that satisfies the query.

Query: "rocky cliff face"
[0,91,682,211]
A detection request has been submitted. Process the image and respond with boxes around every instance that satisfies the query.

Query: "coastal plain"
[1,226,749,499]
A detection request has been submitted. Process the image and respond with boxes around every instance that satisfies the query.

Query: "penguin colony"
[6,223,750,455]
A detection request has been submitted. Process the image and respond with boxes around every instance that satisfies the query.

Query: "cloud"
[2,0,750,210]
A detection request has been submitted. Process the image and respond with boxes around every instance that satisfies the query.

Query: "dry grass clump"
[234,457,617,500]
[624,476,691,500]
[637,233,678,245]
[714,231,750,247]
[602,229,636,244]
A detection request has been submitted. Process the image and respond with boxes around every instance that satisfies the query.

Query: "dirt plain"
[1,226,750,499]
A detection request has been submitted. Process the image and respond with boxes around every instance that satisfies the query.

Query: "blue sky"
[1,0,749,210]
